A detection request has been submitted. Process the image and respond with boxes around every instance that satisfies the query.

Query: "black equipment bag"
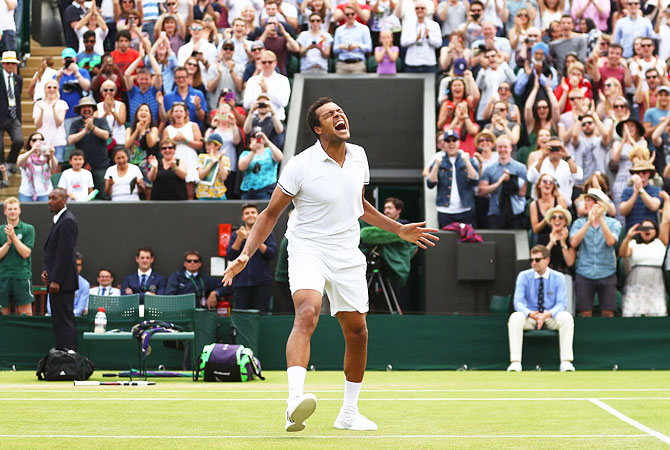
[36,348,95,381]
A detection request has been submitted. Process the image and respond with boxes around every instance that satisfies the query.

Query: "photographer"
[528,135,583,207]
[457,0,484,49]
[206,39,244,110]
[296,13,332,74]
[243,93,284,148]
[238,129,282,200]
[56,48,91,135]
[16,133,58,202]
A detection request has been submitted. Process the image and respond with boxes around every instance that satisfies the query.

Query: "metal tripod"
[366,246,403,315]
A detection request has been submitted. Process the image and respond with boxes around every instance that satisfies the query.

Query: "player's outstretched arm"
[222,187,293,286]
[360,190,439,249]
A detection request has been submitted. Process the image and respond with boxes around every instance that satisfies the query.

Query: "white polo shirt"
[278,140,369,249]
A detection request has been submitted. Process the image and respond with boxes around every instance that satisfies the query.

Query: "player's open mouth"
[335,120,347,131]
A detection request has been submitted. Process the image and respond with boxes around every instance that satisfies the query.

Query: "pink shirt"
[33,99,69,147]
[571,0,610,31]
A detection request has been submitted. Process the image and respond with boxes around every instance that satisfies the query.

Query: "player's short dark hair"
[306,97,334,137]
[384,197,404,211]
[116,30,131,42]
[530,245,550,259]
[241,202,258,213]
[69,149,85,159]
[137,247,154,257]
[83,30,96,41]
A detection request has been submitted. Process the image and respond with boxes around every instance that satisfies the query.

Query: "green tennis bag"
[196,343,265,382]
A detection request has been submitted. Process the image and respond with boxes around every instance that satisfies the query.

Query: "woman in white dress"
[97,80,127,146]
[163,102,203,199]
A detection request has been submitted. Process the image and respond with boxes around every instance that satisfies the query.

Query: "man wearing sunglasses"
[166,250,224,308]
[643,86,670,139]
[332,5,371,74]
[177,20,218,67]
[613,0,656,59]
[507,244,575,372]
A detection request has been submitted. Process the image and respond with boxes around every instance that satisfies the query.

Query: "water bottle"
[94,307,107,333]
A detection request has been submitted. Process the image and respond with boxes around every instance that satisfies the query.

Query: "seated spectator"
[475,48,516,121]
[478,135,528,229]
[33,79,69,163]
[426,130,479,228]
[206,40,244,110]
[163,102,203,198]
[620,217,669,317]
[104,147,145,201]
[0,197,35,316]
[47,252,90,316]
[238,129,283,200]
[528,135,582,207]
[256,15,299,75]
[620,159,662,232]
[243,50,290,121]
[529,173,568,244]
[507,244,575,372]
[97,79,127,146]
[122,247,167,303]
[167,250,222,308]
[399,0,441,73]
[17,134,57,202]
[383,197,409,224]
[76,31,103,77]
[611,119,647,223]
[226,203,277,312]
[569,188,621,317]
[541,205,576,277]
[57,149,95,202]
[28,57,58,102]
[163,66,208,129]
[154,11,186,55]
[332,5,372,74]
[110,30,141,73]
[148,138,188,200]
[297,13,333,74]
[56,48,92,134]
[89,268,121,296]
[125,103,159,197]
[549,14,587,76]
[124,47,162,122]
[178,21,219,67]
[437,72,480,131]
[196,133,231,200]
[374,29,399,74]
[74,4,108,55]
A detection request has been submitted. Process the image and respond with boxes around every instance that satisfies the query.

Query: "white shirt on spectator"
[0,0,16,32]
[76,26,108,55]
[104,164,143,202]
[296,30,333,72]
[58,168,95,202]
[400,19,441,67]
[527,159,583,206]
[177,39,218,67]
[243,71,290,121]
[396,0,434,24]
[90,286,122,296]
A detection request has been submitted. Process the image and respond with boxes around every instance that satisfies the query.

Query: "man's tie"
[538,277,545,313]
[7,74,17,120]
[101,287,106,296]
[140,274,147,290]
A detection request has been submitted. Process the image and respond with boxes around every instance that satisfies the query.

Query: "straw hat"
[544,205,572,227]
[74,96,97,113]
[629,159,656,174]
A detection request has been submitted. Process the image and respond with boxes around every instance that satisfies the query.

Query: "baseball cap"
[206,133,223,145]
[659,86,670,94]
[453,58,468,76]
[443,129,460,141]
[61,48,77,59]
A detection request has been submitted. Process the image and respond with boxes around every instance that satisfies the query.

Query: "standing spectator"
[122,247,167,303]
[28,57,58,102]
[611,119,646,223]
[457,0,484,48]
[642,86,670,139]
[177,21,218,67]
[257,15,300,75]
[163,102,203,198]
[485,101,521,148]
[374,29,399,74]
[613,0,655,58]
[56,48,92,137]
[57,149,95,202]
[150,35,178,94]
[475,48,516,121]
[333,0,371,26]
[471,21,513,68]
[567,112,609,183]
[124,45,162,121]
[17,134,58,202]
[0,197,34,316]
[209,103,242,194]
[507,244,575,372]
[571,0,609,32]
[67,97,112,196]
[104,147,145,201]
[206,40,245,110]
[259,0,299,30]
[513,42,559,96]
[124,104,158,197]
[478,135,528,229]
[0,0,17,52]
[508,9,534,52]
[549,15,587,77]
[0,51,23,184]
[147,138,189,200]
[43,188,79,349]
[332,5,372,74]
[542,205,576,280]
[569,188,621,317]
[242,40,266,84]
[243,50,290,121]
[62,0,87,51]
[196,133,231,200]
[89,268,121,296]
[166,250,222,308]
[529,173,567,245]
[522,75,560,158]
[74,4,108,55]
[399,0,441,73]
[154,11,186,55]
[226,203,277,312]
[184,55,208,99]
[587,43,632,93]
[629,37,666,91]
[634,68,661,124]
[296,13,333,74]
[227,18,254,67]
[162,66,208,129]
[243,93,284,148]
[96,79,127,146]
[438,0,467,46]
[425,130,479,228]
[110,30,141,73]
[527,135,583,206]
[238,130,283,200]
[620,160,662,232]
[76,31,103,77]
[554,62,593,114]
[620,218,669,317]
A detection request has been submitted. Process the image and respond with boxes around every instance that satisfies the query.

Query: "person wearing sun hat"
[196,133,230,200]
[569,188,621,317]
[541,205,576,313]
[0,50,23,185]
[611,116,647,224]
[619,159,662,232]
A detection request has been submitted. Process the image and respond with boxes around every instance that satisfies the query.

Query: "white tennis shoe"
[507,361,522,372]
[333,406,378,431]
[285,393,317,432]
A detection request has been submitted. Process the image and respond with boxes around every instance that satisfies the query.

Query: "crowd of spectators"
[2,0,670,317]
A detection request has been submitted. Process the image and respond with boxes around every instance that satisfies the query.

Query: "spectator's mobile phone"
[550,146,560,152]
[638,226,652,232]
[129,178,137,193]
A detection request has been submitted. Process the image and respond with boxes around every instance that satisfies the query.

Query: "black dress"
[151,160,188,200]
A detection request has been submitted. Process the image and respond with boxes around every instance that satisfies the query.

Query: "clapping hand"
[148,154,159,169]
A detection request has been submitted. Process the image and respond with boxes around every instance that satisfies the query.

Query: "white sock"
[343,379,362,409]
[287,366,307,401]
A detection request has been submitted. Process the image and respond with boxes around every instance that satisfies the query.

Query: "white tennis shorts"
[287,240,369,316]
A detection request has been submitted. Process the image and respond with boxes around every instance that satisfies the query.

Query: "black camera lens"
[550,146,560,152]
[252,163,261,174]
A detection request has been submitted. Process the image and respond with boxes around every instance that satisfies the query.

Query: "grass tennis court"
[1,370,669,449]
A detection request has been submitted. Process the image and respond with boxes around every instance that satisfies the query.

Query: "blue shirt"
[164,87,208,128]
[513,268,567,318]
[481,159,527,216]
[239,148,279,191]
[570,216,622,279]
[128,85,159,124]
[57,69,91,118]
[613,16,656,58]
[621,184,662,231]
[333,22,372,62]
[47,275,90,316]
[226,230,277,287]
[150,54,178,94]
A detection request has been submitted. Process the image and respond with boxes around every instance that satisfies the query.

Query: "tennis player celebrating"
[223,97,439,432]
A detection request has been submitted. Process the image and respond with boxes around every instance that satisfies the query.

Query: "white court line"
[3,388,670,393]
[0,434,655,440]
[589,399,670,445]
[2,397,670,401]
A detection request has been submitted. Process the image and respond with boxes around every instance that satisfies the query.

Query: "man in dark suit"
[121,247,167,304]
[0,51,23,187]
[42,188,79,350]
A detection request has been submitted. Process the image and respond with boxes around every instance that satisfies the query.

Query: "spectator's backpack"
[36,348,95,381]
[196,343,264,382]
